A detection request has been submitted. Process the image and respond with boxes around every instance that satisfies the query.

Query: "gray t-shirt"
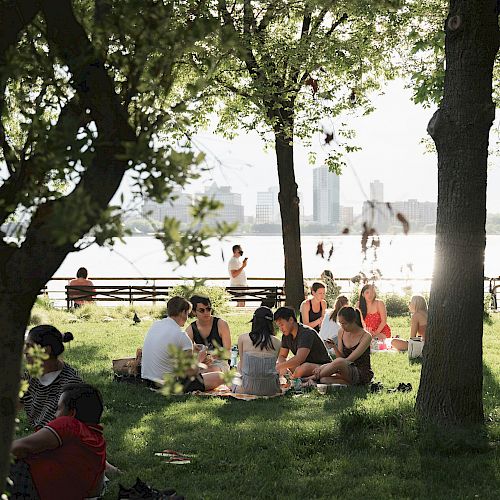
[281,323,331,365]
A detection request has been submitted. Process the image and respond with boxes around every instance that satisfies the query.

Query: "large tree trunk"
[274,116,305,311]
[416,0,499,425]
[0,290,39,490]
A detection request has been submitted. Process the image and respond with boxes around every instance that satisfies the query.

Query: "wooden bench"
[225,286,285,307]
[66,285,286,309]
[65,285,171,309]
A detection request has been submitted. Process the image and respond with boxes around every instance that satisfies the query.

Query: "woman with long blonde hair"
[392,295,428,351]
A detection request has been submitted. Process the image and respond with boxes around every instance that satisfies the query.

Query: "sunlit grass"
[18,307,500,499]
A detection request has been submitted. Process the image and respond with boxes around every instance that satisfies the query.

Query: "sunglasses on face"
[196,306,212,313]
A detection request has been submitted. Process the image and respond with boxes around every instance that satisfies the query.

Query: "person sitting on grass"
[357,284,391,340]
[8,383,107,500]
[274,306,331,379]
[22,325,82,430]
[141,296,224,392]
[392,295,428,351]
[299,281,327,333]
[319,295,349,349]
[233,306,281,396]
[185,295,231,372]
[309,306,373,386]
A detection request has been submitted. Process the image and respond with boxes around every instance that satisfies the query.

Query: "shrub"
[382,293,410,317]
[168,283,230,316]
[321,275,342,308]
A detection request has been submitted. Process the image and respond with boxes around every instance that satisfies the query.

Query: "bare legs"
[201,372,225,391]
[391,338,409,351]
[307,358,354,385]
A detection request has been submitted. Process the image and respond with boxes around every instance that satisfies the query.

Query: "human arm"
[218,319,232,351]
[11,427,60,459]
[373,300,388,338]
[277,346,289,365]
[276,347,311,375]
[333,329,345,358]
[409,314,419,339]
[237,335,244,372]
[230,258,247,278]
[185,324,194,342]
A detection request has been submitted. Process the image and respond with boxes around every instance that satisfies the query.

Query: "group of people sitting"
[140,283,428,397]
[9,282,427,498]
[9,325,108,499]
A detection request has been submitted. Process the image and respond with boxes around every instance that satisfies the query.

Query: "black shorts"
[178,375,205,393]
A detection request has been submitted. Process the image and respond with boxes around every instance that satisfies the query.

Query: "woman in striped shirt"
[22,325,82,430]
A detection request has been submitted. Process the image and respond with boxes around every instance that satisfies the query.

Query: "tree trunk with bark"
[416,0,499,425]
[0,292,36,490]
[274,114,305,311]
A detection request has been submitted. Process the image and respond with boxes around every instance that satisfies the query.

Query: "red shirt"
[26,416,106,500]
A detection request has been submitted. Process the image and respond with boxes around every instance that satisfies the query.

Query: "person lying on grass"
[9,383,106,500]
[274,306,331,379]
[141,296,224,392]
[308,306,373,386]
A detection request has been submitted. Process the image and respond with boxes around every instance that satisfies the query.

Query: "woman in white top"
[319,295,349,348]
[234,306,281,396]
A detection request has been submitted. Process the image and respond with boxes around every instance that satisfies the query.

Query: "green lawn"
[19,307,500,499]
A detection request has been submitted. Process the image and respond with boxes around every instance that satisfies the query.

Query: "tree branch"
[326,13,348,37]
[15,0,136,264]
[301,11,312,40]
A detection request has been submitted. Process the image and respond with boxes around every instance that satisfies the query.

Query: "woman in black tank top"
[185,295,232,371]
[191,317,223,350]
[308,306,373,385]
[299,282,327,332]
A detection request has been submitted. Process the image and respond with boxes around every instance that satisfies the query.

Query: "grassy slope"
[19,308,500,499]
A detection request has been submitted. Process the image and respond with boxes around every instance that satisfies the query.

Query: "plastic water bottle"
[371,338,379,352]
[293,377,302,391]
[230,345,238,368]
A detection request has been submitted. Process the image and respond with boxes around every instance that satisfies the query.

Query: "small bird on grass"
[132,312,141,325]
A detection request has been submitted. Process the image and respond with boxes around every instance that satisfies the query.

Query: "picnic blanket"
[192,384,290,400]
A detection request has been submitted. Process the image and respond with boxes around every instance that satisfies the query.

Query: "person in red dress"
[357,284,391,340]
[9,383,106,500]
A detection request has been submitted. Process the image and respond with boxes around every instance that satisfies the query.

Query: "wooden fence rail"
[65,285,286,309]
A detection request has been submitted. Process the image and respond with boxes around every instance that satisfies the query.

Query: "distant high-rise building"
[391,199,437,229]
[196,182,244,224]
[370,180,384,202]
[340,206,354,227]
[256,186,280,224]
[313,166,340,227]
[142,191,193,224]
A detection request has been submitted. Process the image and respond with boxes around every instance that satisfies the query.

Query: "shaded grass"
[18,309,500,499]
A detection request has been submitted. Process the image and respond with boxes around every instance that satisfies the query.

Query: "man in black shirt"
[274,307,331,378]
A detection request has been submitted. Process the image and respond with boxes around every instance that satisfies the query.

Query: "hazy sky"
[179,79,500,216]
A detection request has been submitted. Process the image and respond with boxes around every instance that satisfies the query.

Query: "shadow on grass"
[414,362,500,499]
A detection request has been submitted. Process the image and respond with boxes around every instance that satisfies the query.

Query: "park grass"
[19,308,500,499]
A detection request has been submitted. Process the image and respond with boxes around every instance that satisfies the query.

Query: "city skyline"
[145,79,500,217]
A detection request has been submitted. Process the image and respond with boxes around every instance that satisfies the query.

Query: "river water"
[51,234,500,297]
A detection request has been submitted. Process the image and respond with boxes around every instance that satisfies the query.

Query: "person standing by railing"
[228,244,248,307]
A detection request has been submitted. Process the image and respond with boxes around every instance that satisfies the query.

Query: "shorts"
[178,375,205,393]
[346,362,373,386]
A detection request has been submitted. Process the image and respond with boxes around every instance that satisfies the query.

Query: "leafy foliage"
[168,283,231,316]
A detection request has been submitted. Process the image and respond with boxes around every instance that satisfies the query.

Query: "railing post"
[129,286,132,305]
